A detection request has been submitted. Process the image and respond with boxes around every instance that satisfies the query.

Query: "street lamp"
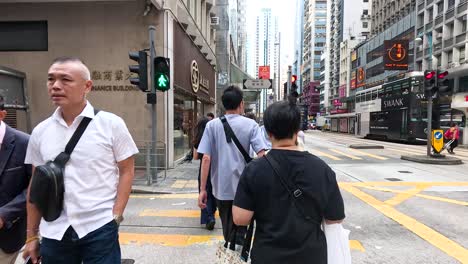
[274,33,281,102]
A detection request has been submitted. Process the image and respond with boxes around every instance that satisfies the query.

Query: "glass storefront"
[174,93,195,160]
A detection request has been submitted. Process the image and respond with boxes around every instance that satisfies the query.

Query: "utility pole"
[149,26,158,182]
[276,33,281,101]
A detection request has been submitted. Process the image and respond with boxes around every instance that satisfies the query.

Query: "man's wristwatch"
[113,214,124,225]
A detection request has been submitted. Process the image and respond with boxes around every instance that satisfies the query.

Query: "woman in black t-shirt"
[193,117,216,230]
[233,100,346,264]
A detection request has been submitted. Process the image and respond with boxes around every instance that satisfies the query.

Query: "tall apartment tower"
[327,0,372,112]
[301,0,328,87]
[237,0,248,71]
[371,0,416,36]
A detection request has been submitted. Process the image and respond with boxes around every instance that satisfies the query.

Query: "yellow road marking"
[347,148,388,160]
[130,193,199,199]
[350,240,365,252]
[329,149,362,160]
[140,209,219,218]
[341,184,468,263]
[171,180,188,189]
[185,180,199,188]
[120,233,364,251]
[119,233,222,247]
[339,182,468,187]
[361,186,468,206]
[310,149,342,160]
[383,185,428,206]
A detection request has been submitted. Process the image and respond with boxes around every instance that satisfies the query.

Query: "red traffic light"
[437,71,448,79]
[425,71,436,79]
[291,75,297,83]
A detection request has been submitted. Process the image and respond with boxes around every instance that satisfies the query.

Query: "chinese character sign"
[258,66,270,79]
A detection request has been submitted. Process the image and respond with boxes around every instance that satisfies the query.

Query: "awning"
[324,113,357,118]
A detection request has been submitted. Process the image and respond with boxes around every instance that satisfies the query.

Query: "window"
[363,22,369,28]
[0,21,48,51]
[447,51,453,64]
[363,0,368,2]
[363,10,369,15]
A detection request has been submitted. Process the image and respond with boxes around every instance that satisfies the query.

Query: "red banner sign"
[258,66,270,79]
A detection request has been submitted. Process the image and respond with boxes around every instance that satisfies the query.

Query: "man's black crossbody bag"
[29,109,99,222]
[220,115,252,163]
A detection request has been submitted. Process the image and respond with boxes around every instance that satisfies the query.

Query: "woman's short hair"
[263,100,301,140]
[222,85,243,110]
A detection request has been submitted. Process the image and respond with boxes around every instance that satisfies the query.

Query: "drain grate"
[385,178,402,181]
[398,171,413,174]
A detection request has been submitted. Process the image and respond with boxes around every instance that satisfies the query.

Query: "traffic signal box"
[154,57,170,92]
[129,51,148,92]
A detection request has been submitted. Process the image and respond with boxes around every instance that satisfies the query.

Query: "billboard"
[258,66,270,79]
[356,67,366,88]
[384,40,409,70]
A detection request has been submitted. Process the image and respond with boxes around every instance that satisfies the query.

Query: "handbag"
[215,220,255,264]
[265,153,352,264]
[29,109,99,222]
[220,116,252,163]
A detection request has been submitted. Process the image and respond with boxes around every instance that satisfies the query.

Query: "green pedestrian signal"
[154,57,170,92]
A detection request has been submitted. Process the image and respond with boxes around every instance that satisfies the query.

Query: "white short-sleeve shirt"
[24,102,139,240]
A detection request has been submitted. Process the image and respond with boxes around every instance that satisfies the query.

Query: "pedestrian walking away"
[193,116,216,230]
[22,57,139,264]
[233,100,346,264]
[0,95,31,264]
[197,85,267,242]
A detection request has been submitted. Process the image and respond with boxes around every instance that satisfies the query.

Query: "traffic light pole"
[427,93,432,157]
[149,26,158,182]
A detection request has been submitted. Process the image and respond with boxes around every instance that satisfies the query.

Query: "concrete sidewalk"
[131,160,200,194]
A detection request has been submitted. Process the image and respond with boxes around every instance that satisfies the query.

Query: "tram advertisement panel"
[381,94,410,111]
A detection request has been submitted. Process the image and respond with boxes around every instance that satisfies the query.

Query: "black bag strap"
[265,154,321,225]
[54,109,100,166]
[220,115,252,163]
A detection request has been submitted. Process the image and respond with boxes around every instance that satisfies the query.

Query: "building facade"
[415,0,468,144]
[371,0,416,36]
[0,0,217,167]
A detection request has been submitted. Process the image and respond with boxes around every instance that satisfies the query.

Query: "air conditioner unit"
[210,17,219,26]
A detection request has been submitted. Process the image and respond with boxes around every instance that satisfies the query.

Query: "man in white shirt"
[23,57,139,264]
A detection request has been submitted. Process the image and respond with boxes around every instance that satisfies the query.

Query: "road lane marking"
[329,149,363,160]
[171,180,188,189]
[382,185,428,206]
[308,149,342,160]
[140,209,219,218]
[120,232,364,251]
[361,185,468,206]
[341,184,468,263]
[130,193,199,199]
[347,148,388,160]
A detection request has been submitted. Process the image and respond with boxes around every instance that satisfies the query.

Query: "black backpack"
[29,110,99,222]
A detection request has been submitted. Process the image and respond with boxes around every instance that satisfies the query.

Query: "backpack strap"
[220,115,252,163]
[54,109,100,166]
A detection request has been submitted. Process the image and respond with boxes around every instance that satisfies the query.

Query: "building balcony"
[446,8,455,20]
[417,25,425,35]
[435,14,443,25]
[427,0,433,5]
[458,1,468,14]
[417,50,423,58]
[425,21,433,31]
[444,37,454,48]
[433,42,443,53]
[456,32,467,44]
[418,2,425,12]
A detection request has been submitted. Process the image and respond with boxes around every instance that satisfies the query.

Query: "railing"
[417,26,425,35]
[425,21,433,31]
[444,37,454,48]
[427,0,433,5]
[456,33,466,44]
[134,140,168,186]
[433,42,443,52]
[435,14,443,25]
[446,8,455,20]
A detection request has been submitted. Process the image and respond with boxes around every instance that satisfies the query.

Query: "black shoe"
[205,220,215,230]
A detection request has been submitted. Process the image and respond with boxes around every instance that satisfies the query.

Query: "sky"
[245,0,297,68]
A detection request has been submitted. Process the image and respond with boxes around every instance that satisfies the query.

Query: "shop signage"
[381,95,410,110]
[356,67,366,88]
[191,60,210,94]
[90,69,141,92]
[351,79,356,89]
[243,79,272,89]
[339,85,346,98]
[356,99,382,113]
[384,40,409,70]
[351,51,357,61]
[330,109,348,114]
[258,66,270,79]
[333,99,342,106]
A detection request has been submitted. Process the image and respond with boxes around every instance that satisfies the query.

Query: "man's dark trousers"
[216,200,247,244]
[40,220,120,264]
